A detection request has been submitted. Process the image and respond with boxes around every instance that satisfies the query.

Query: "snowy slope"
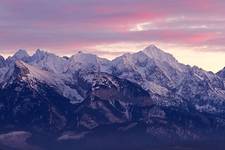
[142,45,185,72]
[67,51,110,74]
[1,44,225,113]
[108,47,185,95]
[29,49,69,73]
[6,49,30,64]
[5,61,84,104]
[1,45,225,147]
[0,55,5,68]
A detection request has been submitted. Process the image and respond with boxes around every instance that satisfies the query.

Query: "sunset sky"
[1,0,225,72]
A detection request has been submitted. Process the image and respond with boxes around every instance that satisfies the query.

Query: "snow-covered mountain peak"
[144,44,159,49]
[15,60,68,89]
[31,49,59,61]
[13,60,84,103]
[142,45,185,72]
[6,49,30,64]
[217,67,225,79]
[68,51,110,73]
[29,49,69,73]
[68,52,100,72]
[13,49,29,59]
[0,55,5,61]
[0,55,5,68]
[70,51,99,63]
[32,49,46,59]
[14,60,67,86]
[142,45,177,63]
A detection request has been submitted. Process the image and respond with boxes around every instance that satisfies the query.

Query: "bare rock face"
[0,55,5,68]
[14,61,30,79]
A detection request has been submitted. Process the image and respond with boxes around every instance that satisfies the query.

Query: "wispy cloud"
[1,0,225,71]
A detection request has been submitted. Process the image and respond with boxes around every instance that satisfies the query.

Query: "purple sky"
[1,0,225,71]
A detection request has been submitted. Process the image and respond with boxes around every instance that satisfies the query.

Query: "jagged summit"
[145,44,158,49]
[142,44,174,60]
[71,51,98,62]
[111,45,186,87]
[5,49,30,64]
[0,55,5,61]
[13,49,29,58]
[1,44,225,149]
[31,49,53,62]
[1,45,224,80]
[71,50,109,61]
[68,51,110,73]
[217,67,225,78]
[31,49,60,60]
[32,49,46,57]
[0,55,5,68]
[142,44,182,69]
[4,45,182,71]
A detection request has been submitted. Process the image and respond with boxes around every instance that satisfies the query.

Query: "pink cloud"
[0,0,225,54]
[184,32,218,44]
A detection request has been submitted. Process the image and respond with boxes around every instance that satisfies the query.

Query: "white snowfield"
[0,44,225,112]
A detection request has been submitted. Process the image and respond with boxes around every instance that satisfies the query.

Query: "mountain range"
[0,45,225,150]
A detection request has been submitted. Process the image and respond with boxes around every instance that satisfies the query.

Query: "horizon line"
[1,44,224,73]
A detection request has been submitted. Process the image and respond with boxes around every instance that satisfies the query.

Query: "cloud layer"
[1,0,225,71]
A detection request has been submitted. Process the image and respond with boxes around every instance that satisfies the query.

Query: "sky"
[1,0,225,72]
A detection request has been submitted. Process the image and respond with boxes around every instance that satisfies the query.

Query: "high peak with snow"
[142,45,185,71]
[142,45,176,62]
[1,44,225,108]
[13,49,29,58]
[1,44,225,149]
[4,44,185,74]
[0,55,5,68]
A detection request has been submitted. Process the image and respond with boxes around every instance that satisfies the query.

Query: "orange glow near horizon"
[1,42,225,73]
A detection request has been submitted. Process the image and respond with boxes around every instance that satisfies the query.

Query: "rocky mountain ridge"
[1,45,225,150]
